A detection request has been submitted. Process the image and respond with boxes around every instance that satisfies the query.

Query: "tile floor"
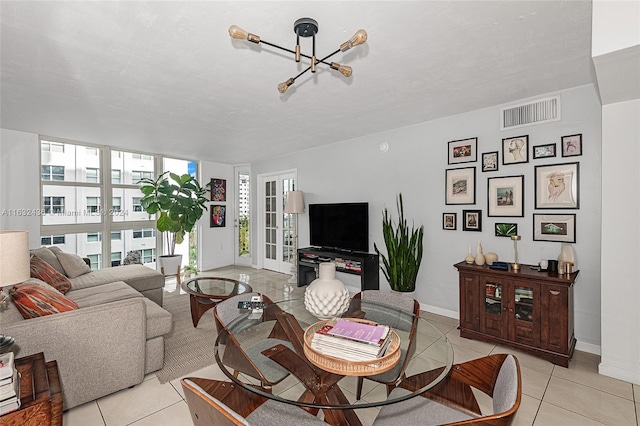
[63,266,639,426]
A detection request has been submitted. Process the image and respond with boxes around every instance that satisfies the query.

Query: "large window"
[41,165,65,181]
[43,196,65,214]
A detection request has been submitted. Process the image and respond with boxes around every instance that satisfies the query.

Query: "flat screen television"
[309,202,369,252]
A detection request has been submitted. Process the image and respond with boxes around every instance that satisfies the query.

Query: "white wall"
[252,85,603,351]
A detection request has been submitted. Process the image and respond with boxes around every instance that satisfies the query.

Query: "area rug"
[155,290,218,383]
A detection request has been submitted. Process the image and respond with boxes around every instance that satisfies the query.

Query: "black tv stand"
[297,247,379,290]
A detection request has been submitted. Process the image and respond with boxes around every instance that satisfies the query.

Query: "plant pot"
[160,255,183,283]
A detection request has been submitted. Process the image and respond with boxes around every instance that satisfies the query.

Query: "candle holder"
[510,235,521,271]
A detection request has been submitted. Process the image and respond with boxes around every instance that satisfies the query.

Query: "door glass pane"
[264,180,277,261]
[485,282,502,315]
[515,286,533,322]
[282,178,296,265]
[237,172,250,257]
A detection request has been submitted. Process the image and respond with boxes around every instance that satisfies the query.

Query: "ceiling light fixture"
[229,18,367,93]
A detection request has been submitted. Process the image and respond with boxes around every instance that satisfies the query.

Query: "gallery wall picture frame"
[502,135,529,165]
[448,137,478,164]
[443,213,457,230]
[445,167,476,205]
[210,178,227,202]
[533,214,576,243]
[487,175,524,217]
[561,134,582,157]
[210,204,226,227]
[482,151,499,172]
[534,162,580,209]
[533,143,556,159]
[495,223,518,238]
[462,209,482,232]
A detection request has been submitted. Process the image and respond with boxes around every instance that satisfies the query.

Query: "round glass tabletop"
[181,277,251,298]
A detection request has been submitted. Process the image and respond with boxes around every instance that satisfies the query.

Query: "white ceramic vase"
[475,242,485,266]
[465,246,475,264]
[304,263,350,320]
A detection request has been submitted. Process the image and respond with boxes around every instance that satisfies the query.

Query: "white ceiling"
[1,1,595,164]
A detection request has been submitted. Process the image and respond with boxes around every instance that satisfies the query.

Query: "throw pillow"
[30,255,72,294]
[10,283,78,319]
[29,247,66,275]
[19,278,64,296]
[56,252,91,278]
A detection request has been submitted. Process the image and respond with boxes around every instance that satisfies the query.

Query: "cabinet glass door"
[514,286,534,322]
[485,282,502,315]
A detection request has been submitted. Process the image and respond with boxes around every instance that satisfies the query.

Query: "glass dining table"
[214,297,454,426]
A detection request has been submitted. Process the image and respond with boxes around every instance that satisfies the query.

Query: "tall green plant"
[374,194,424,292]
[139,172,209,256]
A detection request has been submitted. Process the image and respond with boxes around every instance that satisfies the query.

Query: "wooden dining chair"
[181,377,326,426]
[373,354,522,426]
[345,290,421,400]
[213,293,294,388]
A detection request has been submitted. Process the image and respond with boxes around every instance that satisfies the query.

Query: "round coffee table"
[181,277,253,327]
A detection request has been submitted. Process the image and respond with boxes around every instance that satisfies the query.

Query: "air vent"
[500,95,561,130]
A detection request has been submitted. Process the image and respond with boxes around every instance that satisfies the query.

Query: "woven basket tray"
[303,319,401,376]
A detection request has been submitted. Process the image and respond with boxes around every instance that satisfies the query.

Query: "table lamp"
[0,230,30,310]
[284,191,304,284]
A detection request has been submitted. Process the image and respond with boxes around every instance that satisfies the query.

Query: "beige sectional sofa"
[0,248,173,410]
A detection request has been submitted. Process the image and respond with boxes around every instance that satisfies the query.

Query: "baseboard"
[575,341,601,356]
[599,361,640,385]
[420,303,459,320]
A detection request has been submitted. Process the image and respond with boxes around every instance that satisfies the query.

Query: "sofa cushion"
[30,255,72,294]
[142,298,173,339]
[69,264,164,294]
[56,252,92,278]
[30,247,66,275]
[10,283,78,319]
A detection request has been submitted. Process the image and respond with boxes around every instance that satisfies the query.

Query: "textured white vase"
[304,263,350,320]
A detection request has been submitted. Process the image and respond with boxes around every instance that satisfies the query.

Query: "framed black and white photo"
[561,134,582,157]
[443,213,457,230]
[533,143,556,159]
[463,209,482,232]
[482,151,499,172]
[502,135,529,165]
[445,167,476,205]
[495,223,518,238]
[533,214,576,243]
[534,162,579,209]
[487,175,524,217]
[448,137,478,164]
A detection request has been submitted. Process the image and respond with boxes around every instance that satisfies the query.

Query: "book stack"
[311,319,392,362]
[0,352,20,416]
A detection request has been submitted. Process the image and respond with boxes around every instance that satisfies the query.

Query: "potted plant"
[139,172,209,277]
[183,263,198,279]
[374,194,424,293]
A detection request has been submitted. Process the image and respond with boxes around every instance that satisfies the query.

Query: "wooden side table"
[0,352,63,426]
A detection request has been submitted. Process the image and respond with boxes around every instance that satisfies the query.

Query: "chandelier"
[228,18,367,93]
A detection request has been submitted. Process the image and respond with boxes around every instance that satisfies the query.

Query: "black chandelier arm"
[260,39,337,67]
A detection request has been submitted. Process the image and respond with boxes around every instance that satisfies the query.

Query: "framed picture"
[487,175,524,217]
[445,167,476,205]
[448,137,478,164]
[502,135,529,165]
[533,214,576,243]
[534,162,579,209]
[210,178,227,202]
[533,143,556,159]
[482,151,499,172]
[443,213,457,230]
[495,223,518,238]
[210,204,226,227]
[462,210,482,232]
[561,134,582,157]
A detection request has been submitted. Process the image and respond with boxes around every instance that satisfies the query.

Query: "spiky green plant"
[374,194,425,292]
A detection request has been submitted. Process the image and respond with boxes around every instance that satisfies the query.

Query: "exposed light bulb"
[340,29,367,52]
[330,62,352,77]
[228,25,260,43]
[278,78,295,93]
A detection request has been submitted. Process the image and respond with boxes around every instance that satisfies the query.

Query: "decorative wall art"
[495,223,518,238]
[448,137,478,164]
[482,151,499,172]
[561,134,582,157]
[502,135,529,165]
[533,143,556,159]
[487,175,524,217]
[210,204,226,227]
[445,167,476,205]
[533,214,576,243]
[210,178,227,201]
[463,210,482,232]
[443,213,457,230]
[534,162,579,209]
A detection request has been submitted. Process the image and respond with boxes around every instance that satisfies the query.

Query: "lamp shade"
[284,191,305,214]
[0,231,30,287]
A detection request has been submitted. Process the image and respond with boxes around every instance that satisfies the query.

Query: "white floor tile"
[63,400,105,426]
[128,401,192,426]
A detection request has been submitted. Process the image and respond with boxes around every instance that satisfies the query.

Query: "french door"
[234,166,251,266]
[258,171,296,274]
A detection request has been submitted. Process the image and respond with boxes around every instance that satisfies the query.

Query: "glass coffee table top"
[181,277,253,327]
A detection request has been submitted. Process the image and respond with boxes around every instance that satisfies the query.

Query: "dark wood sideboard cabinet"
[297,247,379,290]
[454,261,579,367]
